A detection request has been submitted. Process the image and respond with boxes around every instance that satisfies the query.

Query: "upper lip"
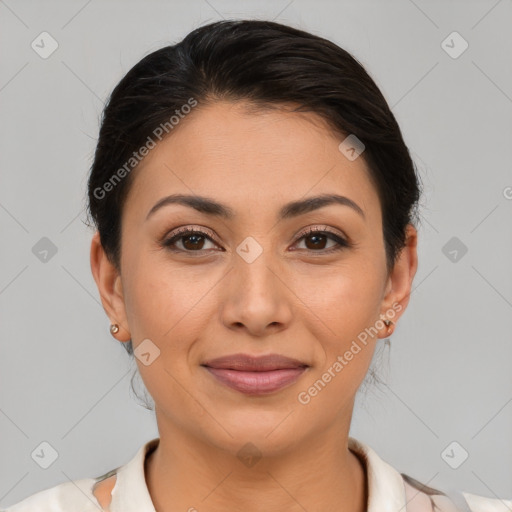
[202,353,309,371]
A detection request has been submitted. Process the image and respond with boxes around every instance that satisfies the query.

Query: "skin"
[90,100,418,512]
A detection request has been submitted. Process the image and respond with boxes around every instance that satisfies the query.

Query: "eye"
[161,227,221,254]
[292,227,350,253]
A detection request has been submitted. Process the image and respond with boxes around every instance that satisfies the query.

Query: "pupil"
[184,235,203,250]
[307,234,325,249]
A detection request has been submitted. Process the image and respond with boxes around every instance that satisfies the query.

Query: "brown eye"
[294,228,350,253]
[162,228,219,253]
[181,233,206,250]
[303,232,329,250]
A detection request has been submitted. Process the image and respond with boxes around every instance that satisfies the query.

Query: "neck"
[144,423,367,512]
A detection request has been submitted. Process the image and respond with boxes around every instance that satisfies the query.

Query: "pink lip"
[202,353,309,395]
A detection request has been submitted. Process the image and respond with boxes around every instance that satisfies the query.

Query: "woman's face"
[92,100,417,455]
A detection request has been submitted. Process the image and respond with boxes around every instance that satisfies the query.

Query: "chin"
[204,408,303,453]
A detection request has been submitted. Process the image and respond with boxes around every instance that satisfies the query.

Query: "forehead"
[125,101,381,225]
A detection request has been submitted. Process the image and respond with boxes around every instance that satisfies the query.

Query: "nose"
[220,250,293,337]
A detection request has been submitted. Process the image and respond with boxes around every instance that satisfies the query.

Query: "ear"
[378,224,418,336]
[90,231,131,342]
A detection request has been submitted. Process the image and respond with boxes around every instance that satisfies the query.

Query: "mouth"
[201,353,310,395]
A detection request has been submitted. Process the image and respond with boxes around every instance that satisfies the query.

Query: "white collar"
[108,436,408,512]
[349,437,408,512]
[109,437,159,511]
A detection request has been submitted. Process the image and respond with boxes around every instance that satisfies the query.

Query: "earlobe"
[90,231,131,342]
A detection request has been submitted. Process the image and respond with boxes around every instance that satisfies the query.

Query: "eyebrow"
[145,193,365,222]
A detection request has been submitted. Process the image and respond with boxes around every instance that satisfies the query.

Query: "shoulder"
[2,472,118,512]
[428,492,512,512]
[461,491,512,512]
[348,436,512,512]
[2,438,158,512]
[404,475,512,512]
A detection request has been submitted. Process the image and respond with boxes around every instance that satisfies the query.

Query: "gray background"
[1,0,511,508]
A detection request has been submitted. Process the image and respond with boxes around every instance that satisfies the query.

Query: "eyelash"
[160,226,351,255]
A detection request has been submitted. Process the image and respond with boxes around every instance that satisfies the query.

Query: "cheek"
[122,262,215,421]
[289,261,384,388]
[295,271,381,411]
[123,254,216,334]
[121,258,227,389]
[292,261,384,332]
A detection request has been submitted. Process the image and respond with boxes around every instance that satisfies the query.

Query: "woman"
[4,19,510,512]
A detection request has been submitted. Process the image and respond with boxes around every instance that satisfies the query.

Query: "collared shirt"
[3,437,511,511]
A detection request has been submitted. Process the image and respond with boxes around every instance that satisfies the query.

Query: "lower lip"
[203,366,308,395]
